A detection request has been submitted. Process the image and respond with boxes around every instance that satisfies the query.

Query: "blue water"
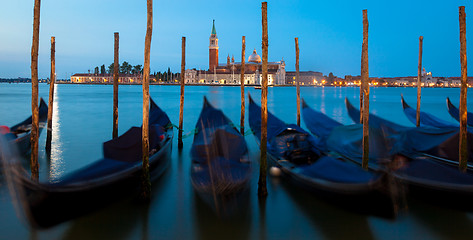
[1,83,473,239]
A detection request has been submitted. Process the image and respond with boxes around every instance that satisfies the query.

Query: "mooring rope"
[166,122,254,138]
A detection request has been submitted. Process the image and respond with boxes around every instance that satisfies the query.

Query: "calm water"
[1,83,473,240]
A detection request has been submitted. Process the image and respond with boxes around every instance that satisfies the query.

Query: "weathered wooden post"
[361,9,370,169]
[259,1,269,198]
[359,59,364,123]
[459,6,468,171]
[416,36,423,127]
[30,0,41,181]
[113,32,119,139]
[178,37,186,150]
[141,0,153,201]
[240,36,246,134]
[46,36,55,151]
[295,37,300,126]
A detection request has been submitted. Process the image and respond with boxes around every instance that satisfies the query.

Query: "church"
[185,20,286,85]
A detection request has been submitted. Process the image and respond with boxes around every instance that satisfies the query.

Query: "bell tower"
[209,20,219,72]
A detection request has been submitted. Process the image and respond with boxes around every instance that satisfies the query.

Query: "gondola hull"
[267,153,397,218]
[399,178,473,211]
[447,97,473,127]
[345,97,473,165]
[401,96,457,128]
[15,129,172,228]
[13,127,45,155]
[304,99,473,211]
[8,98,173,228]
[190,97,251,215]
[9,98,48,155]
[249,95,397,218]
[192,184,250,217]
[344,154,473,212]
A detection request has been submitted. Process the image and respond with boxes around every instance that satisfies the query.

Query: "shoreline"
[0,81,468,88]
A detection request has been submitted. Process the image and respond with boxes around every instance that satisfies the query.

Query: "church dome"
[248,49,261,63]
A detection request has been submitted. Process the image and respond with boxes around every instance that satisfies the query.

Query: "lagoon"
[1,83,473,239]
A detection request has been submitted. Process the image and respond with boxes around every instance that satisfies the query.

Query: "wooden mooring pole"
[295,37,300,126]
[240,36,246,135]
[258,1,269,198]
[416,36,423,127]
[30,0,41,181]
[113,32,119,139]
[459,6,468,172]
[361,9,370,170]
[141,0,153,201]
[359,55,364,124]
[178,37,186,150]
[46,36,55,151]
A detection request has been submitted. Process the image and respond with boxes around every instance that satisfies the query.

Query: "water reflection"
[29,227,38,240]
[141,204,150,240]
[176,148,185,235]
[320,87,326,114]
[49,86,64,182]
[258,197,267,240]
[60,198,143,240]
[59,169,171,239]
[276,178,375,240]
[332,104,344,124]
[192,190,251,240]
[409,199,473,239]
[337,86,343,100]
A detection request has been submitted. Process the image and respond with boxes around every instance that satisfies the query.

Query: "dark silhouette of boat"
[249,95,397,218]
[8,98,173,228]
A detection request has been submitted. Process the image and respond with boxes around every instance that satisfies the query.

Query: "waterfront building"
[447,77,473,87]
[422,68,437,87]
[185,20,286,85]
[70,73,152,84]
[285,71,324,85]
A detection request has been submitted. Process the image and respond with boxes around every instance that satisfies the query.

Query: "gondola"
[401,96,457,128]
[2,98,48,154]
[190,97,251,215]
[7,98,173,228]
[345,97,407,132]
[447,97,473,127]
[304,99,399,165]
[304,99,473,210]
[248,95,397,218]
[346,98,473,168]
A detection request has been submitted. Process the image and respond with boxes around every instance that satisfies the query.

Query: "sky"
[0,0,472,79]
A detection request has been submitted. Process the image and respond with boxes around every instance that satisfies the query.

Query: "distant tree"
[167,67,171,81]
[120,61,132,74]
[94,66,99,75]
[100,64,106,75]
[108,63,114,74]
[132,64,143,75]
[163,71,168,82]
